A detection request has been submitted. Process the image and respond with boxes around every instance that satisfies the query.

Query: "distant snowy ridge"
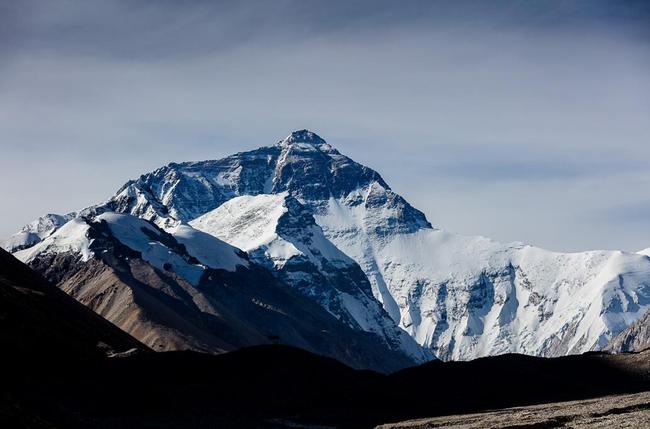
[360,229,650,359]
[2,213,76,253]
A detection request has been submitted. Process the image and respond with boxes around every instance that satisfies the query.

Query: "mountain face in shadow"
[0,247,147,362]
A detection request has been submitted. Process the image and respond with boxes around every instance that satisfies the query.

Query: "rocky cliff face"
[606,308,650,353]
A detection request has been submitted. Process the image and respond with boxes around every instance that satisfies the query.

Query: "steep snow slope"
[190,193,429,362]
[192,193,303,266]
[170,224,249,272]
[363,229,650,359]
[2,213,76,252]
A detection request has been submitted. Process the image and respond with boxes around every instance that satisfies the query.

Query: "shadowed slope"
[0,248,147,362]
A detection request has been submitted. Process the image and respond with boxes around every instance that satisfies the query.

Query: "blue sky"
[1,0,649,252]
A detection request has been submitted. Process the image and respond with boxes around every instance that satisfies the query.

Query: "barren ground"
[377,391,650,429]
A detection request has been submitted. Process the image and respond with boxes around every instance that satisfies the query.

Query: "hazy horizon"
[1,0,649,252]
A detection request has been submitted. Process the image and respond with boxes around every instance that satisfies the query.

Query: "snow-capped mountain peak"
[278,129,330,148]
[97,131,431,236]
[71,130,648,360]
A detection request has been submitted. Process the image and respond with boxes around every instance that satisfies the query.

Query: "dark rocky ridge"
[0,248,147,362]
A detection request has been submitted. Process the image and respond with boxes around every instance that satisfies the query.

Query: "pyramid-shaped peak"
[280,129,327,146]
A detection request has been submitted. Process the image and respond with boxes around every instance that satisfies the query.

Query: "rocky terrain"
[376,391,650,429]
[0,247,146,361]
[606,308,650,353]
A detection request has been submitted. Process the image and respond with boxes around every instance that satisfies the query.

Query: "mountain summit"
[5,131,650,362]
[279,129,329,147]
[103,130,431,233]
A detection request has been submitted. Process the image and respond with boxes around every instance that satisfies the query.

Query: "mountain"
[0,247,146,361]
[94,130,650,359]
[5,129,650,362]
[11,211,415,371]
[606,308,650,353]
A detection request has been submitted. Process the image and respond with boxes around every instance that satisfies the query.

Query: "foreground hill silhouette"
[0,248,147,362]
[4,345,649,428]
[1,249,648,428]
